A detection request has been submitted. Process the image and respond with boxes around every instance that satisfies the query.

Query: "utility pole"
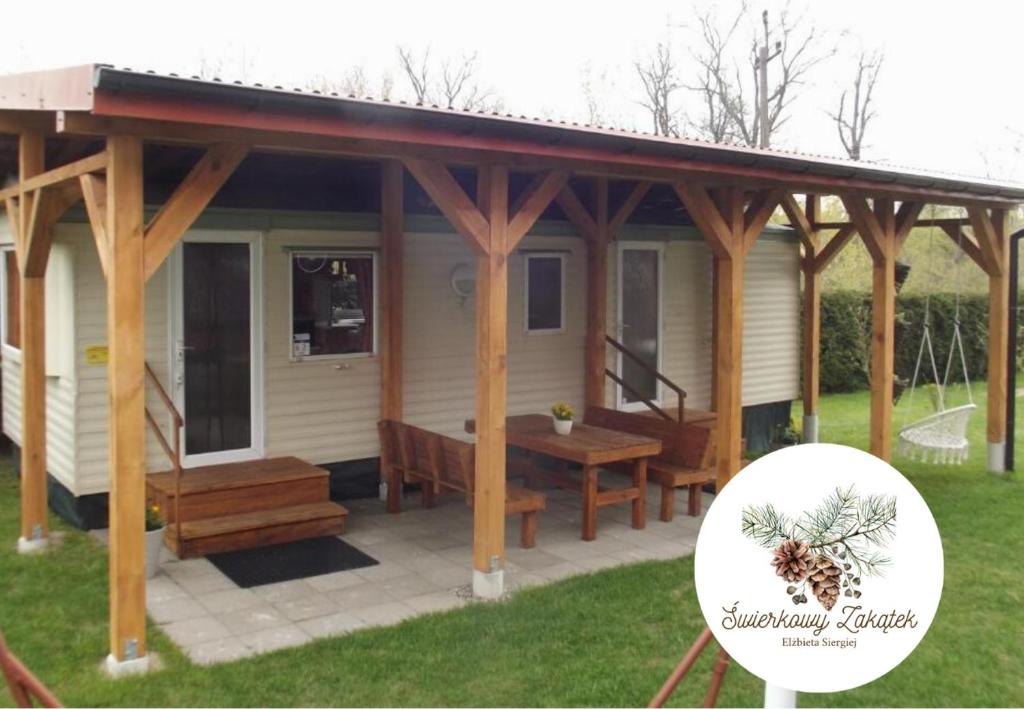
[755,10,782,148]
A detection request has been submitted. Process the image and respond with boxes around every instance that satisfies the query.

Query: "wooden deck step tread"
[170,501,348,540]
[149,456,328,497]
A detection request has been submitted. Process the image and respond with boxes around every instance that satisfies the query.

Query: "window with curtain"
[524,253,565,334]
[3,250,19,350]
[291,252,375,357]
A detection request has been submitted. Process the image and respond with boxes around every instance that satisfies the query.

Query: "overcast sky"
[6,0,1023,182]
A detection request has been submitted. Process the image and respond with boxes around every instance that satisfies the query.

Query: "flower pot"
[553,418,573,435]
[145,526,166,579]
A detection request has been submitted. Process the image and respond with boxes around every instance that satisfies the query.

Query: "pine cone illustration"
[770,539,814,583]
[808,555,843,610]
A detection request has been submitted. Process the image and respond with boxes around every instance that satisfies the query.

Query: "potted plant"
[551,402,575,435]
[145,502,166,579]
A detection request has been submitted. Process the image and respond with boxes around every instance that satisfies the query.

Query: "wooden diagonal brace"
[841,195,887,264]
[779,193,817,252]
[80,174,110,279]
[673,182,734,259]
[144,143,249,280]
[941,224,992,276]
[609,181,652,236]
[967,206,1003,277]
[813,224,857,274]
[404,158,490,256]
[555,184,599,244]
[507,169,569,249]
[894,201,925,251]
[742,189,783,254]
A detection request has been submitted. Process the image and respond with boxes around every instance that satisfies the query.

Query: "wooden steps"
[147,456,348,558]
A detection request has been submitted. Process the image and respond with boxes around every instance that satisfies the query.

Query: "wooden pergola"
[0,65,1020,674]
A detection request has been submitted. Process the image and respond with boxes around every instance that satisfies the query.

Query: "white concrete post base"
[103,653,151,678]
[378,480,388,503]
[16,535,50,555]
[472,568,505,600]
[764,682,798,708]
[802,414,819,444]
[987,441,1006,474]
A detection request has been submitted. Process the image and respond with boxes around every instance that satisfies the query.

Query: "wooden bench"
[583,406,716,522]
[378,420,546,548]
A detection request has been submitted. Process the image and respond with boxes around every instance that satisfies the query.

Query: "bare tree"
[635,42,681,137]
[687,4,834,148]
[685,6,745,142]
[396,47,501,111]
[829,50,883,160]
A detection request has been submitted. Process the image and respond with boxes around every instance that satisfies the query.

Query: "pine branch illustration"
[741,504,795,549]
[795,486,857,546]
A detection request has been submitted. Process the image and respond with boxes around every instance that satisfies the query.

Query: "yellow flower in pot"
[551,402,575,435]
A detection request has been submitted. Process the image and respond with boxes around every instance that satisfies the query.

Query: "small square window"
[524,253,565,334]
[291,252,375,358]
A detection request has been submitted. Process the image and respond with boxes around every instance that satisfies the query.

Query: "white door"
[616,242,664,412]
[170,231,264,467]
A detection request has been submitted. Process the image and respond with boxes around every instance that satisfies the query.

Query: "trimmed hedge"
[819,291,1002,394]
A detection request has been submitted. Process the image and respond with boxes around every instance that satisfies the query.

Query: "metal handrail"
[605,334,687,424]
[144,363,183,550]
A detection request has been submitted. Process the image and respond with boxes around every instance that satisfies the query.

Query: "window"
[291,252,376,358]
[2,249,19,350]
[524,253,565,334]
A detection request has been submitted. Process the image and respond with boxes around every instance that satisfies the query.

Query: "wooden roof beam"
[966,206,1003,277]
[673,182,734,259]
[56,112,1022,209]
[894,201,926,250]
[742,189,783,253]
[0,150,108,203]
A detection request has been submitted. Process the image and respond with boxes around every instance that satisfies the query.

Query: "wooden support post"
[714,251,744,489]
[379,160,404,494]
[984,208,1010,472]
[585,178,609,408]
[675,184,780,488]
[473,165,509,599]
[783,194,822,443]
[844,195,897,460]
[104,135,149,675]
[16,130,48,553]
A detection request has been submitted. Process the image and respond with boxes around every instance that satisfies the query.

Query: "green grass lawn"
[1,383,1022,707]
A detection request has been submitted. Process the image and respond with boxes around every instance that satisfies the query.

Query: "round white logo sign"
[694,443,944,693]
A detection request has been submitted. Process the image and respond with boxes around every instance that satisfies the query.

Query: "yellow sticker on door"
[84,346,108,365]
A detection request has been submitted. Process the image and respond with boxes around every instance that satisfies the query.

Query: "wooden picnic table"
[465,414,662,541]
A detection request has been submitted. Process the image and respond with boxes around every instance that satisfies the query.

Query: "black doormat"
[206,536,379,588]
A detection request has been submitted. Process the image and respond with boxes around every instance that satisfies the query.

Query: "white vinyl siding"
[0,228,79,492]
[742,238,801,406]
[404,233,586,441]
[607,230,799,412]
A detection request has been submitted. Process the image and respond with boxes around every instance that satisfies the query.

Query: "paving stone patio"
[104,484,708,665]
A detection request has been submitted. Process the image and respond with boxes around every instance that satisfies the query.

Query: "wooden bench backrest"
[584,406,715,469]
[379,420,474,494]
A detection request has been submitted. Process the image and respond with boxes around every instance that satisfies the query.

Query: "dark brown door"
[182,242,253,458]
